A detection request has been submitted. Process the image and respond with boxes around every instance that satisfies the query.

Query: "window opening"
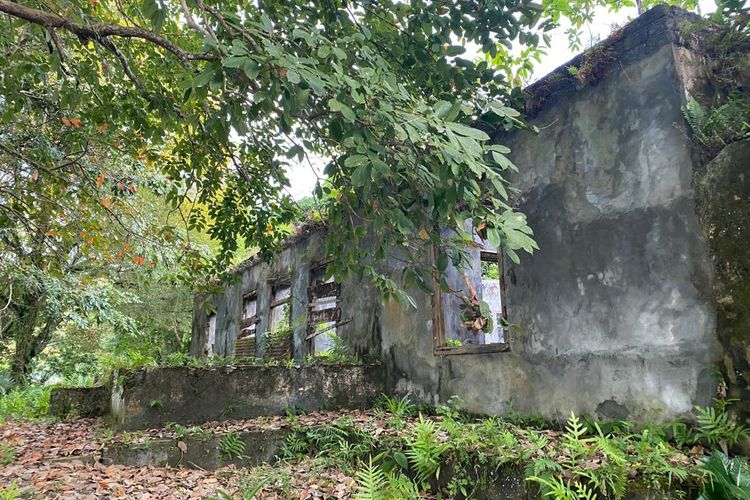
[306,266,342,353]
[434,244,509,355]
[206,313,217,357]
[266,282,292,360]
[235,292,258,362]
[479,251,505,344]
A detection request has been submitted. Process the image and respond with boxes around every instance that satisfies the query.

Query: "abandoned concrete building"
[185,6,750,425]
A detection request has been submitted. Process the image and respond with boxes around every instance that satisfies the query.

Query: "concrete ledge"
[101,427,290,469]
[111,364,386,430]
[49,386,110,418]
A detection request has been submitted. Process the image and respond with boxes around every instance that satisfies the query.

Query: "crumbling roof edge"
[519,4,700,119]
[229,219,327,275]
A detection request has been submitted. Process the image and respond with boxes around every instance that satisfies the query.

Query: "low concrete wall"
[49,386,110,418]
[110,364,386,430]
[101,427,290,469]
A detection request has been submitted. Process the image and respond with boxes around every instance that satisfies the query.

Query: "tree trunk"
[10,298,40,382]
[9,293,59,383]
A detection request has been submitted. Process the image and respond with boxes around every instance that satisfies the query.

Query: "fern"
[0,481,22,500]
[218,430,246,461]
[694,404,749,454]
[528,476,598,500]
[382,393,416,429]
[353,458,388,500]
[562,412,590,461]
[405,415,451,485]
[525,456,563,480]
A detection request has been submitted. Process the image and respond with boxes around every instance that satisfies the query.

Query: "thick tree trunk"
[9,294,59,382]
[10,294,40,382]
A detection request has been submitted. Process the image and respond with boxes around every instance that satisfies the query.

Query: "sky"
[283,1,717,200]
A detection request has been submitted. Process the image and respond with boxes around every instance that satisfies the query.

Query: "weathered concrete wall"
[189,229,383,362]
[694,139,750,417]
[193,6,736,423]
[377,6,719,422]
[49,386,110,418]
[101,427,290,469]
[110,364,385,430]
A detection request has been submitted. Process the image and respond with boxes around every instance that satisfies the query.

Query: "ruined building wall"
[191,6,744,422]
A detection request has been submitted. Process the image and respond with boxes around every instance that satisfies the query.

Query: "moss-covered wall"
[694,139,750,416]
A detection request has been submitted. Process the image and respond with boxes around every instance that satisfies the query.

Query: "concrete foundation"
[110,364,385,430]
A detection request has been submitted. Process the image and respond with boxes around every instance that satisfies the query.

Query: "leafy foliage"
[0,0,564,321]
[217,430,246,461]
[0,443,16,465]
[693,402,750,455]
[680,0,750,160]
[405,415,451,485]
[699,451,750,500]
[353,458,389,500]
[380,393,416,431]
[0,385,51,422]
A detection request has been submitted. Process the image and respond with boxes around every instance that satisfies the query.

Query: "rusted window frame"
[432,245,510,356]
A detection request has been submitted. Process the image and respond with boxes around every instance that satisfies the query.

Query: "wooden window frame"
[432,246,511,356]
[265,278,293,360]
[268,279,292,330]
[238,291,259,339]
[305,263,350,352]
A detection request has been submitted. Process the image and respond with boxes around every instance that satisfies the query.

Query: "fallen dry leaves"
[0,416,365,499]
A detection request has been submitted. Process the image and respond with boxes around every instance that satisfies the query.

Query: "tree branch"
[178,0,211,40]
[0,0,216,65]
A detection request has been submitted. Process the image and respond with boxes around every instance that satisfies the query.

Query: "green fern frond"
[353,458,388,500]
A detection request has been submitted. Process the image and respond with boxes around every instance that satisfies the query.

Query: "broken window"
[306,265,342,353]
[234,292,258,362]
[479,251,505,344]
[434,241,509,355]
[206,313,217,357]
[266,281,292,360]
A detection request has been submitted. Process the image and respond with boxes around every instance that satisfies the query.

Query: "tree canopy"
[0,0,549,293]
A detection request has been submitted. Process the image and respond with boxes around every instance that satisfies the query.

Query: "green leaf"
[192,67,216,88]
[344,154,368,168]
[286,69,300,84]
[445,45,466,56]
[434,100,451,118]
[261,14,273,33]
[243,60,260,79]
[328,99,356,123]
[351,163,371,187]
[489,103,521,118]
[431,255,447,279]
[222,55,247,69]
[445,122,489,141]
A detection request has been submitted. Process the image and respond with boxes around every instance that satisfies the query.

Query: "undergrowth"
[680,2,750,160]
[0,385,52,423]
[243,395,750,500]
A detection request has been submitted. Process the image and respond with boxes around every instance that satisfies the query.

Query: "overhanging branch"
[0,0,216,64]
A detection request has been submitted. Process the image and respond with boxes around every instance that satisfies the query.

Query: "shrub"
[0,385,52,422]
